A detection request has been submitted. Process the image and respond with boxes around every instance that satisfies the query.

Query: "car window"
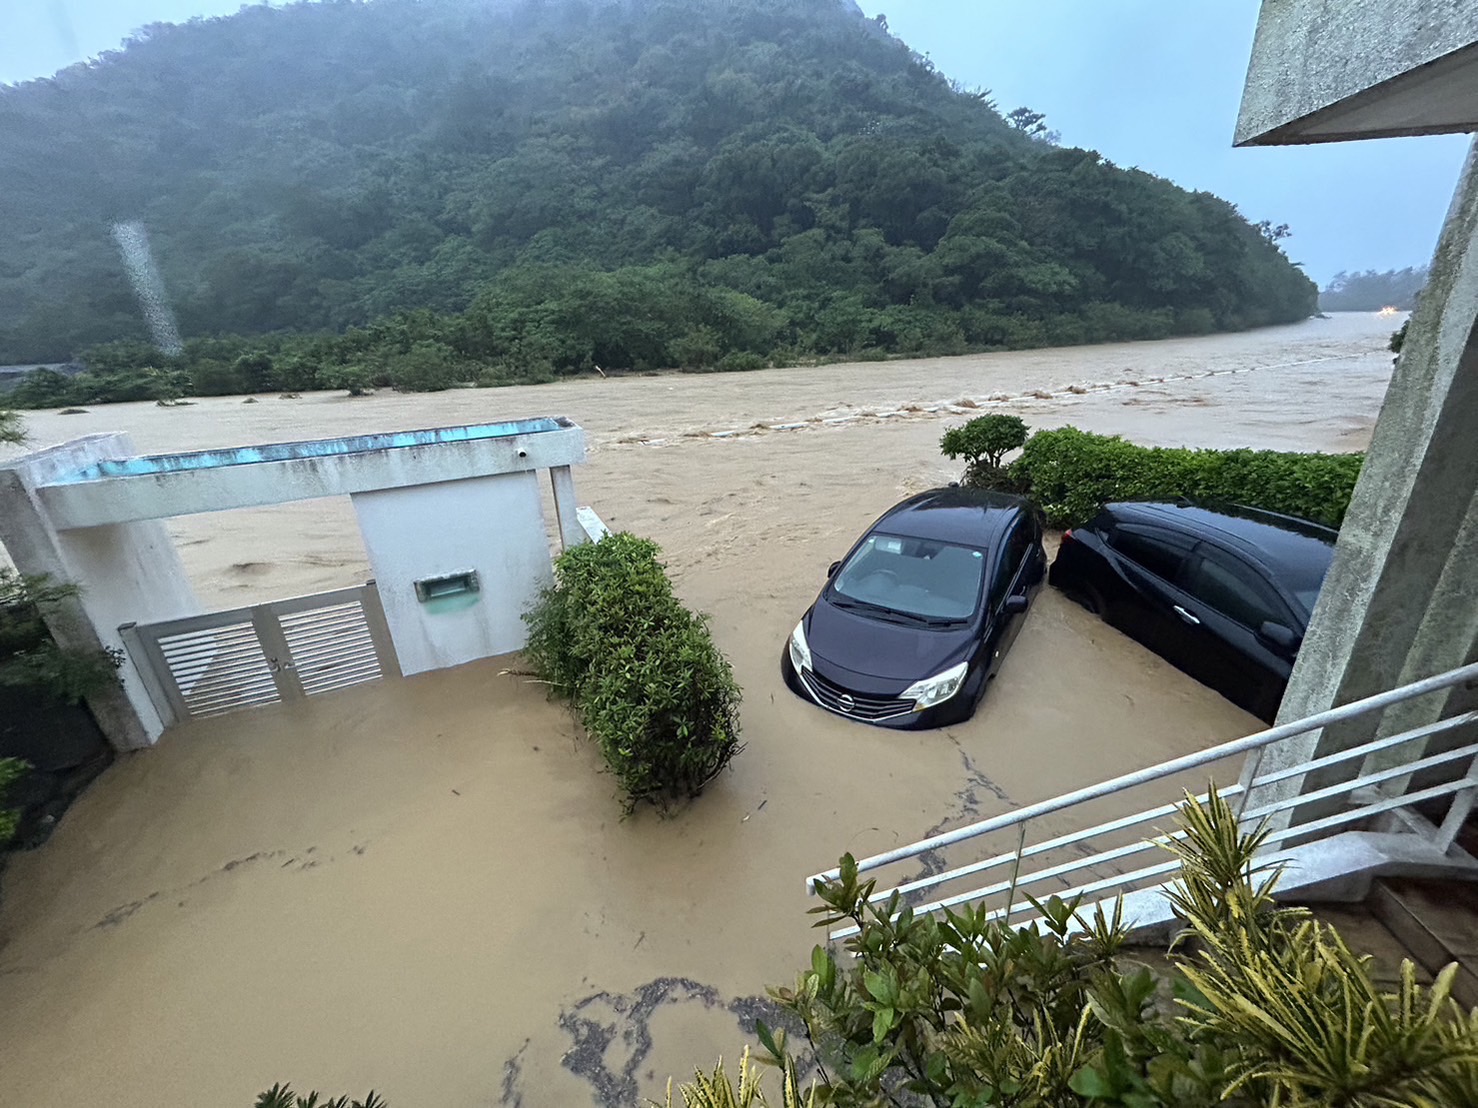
[990,520,1033,603]
[1107,525,1193,582]
[1183,546,1291,630]
[832,534,986,620]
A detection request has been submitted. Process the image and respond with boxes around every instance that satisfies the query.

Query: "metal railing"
[806,662,1478,942]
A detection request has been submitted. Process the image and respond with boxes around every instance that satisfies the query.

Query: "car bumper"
[780,651,975,730]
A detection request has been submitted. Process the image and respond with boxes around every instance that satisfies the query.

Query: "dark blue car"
[1048,500,1336,722]
[782,487,1046,729]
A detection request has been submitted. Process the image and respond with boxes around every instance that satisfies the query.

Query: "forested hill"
[0,0,1316,390]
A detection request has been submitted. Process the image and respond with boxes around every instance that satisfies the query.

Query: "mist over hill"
[0,0,1316,392]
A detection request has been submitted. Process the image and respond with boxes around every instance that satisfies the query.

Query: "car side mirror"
[1257,621,1301,656]
[827,561,841,577]
[1004,594,1029,615]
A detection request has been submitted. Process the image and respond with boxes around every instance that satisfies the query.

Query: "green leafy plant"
[523,533,743,811]
[996,425,1362,528]
[0,569,123,705]
[0,756,29,846]
[255,1084,386,1108]
[662,1049,818,1108]
[688,790,1477,1107]
[940,414,1030,489]
[1164,792,1478,1107]
[0,406,25,445]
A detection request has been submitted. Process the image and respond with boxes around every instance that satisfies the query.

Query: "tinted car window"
[991,519,1033,602]
[1108,525,1192,582]
[1183,546,1290,630]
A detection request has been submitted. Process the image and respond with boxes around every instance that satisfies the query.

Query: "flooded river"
[0,312,1397,1105]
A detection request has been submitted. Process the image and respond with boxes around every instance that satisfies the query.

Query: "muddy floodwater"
[0,313,1397,1105]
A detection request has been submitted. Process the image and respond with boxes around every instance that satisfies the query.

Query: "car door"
[1175,543,1300,719]
[1099,522,1199,660]
[984,516,1035,675]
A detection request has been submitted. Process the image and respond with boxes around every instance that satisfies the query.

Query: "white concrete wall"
[54,522,200,737]
[0,434,200,747]
[351,473,554,676]
[39,422,587,528]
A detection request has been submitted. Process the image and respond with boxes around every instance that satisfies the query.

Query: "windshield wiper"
[831,596,958,627]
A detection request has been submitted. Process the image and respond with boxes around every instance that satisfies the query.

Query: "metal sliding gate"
[120,583,400,725]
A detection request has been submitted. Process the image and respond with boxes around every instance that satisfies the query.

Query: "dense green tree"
[0,0,1316,395]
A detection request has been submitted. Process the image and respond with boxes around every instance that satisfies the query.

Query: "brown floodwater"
[0,312,1398,1105]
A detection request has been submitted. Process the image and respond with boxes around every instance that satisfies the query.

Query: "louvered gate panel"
[121,583,399,726]
[276,599,385,695]
[156,619,282,718]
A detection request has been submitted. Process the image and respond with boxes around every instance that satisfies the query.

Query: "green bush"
[1001,426,1363,529]
[523,533,743,811]
[384,340,465,392]
[255,1085,385,1108]
[0,757,28,846]
[696,790,1478,1108]
[715,351,767,373]
[1,405,24,445]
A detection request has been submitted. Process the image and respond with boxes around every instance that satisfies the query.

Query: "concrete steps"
[1366,877,1478,1008]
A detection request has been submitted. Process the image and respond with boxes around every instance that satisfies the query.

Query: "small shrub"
[940,413,1029,475]
[321,363,376,396]
[384,340,465,392]
[1390,319,1409,354]
[0,757,28,846]
[1006,425,1362,528]
[0,406,25,445]
[715,351,766,373]
[255,1084,386,1108]
[523,533,743,810]
[0,569,123,704]
[690,790,1478,1108]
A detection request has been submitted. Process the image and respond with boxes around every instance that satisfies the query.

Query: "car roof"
[874,487,1029,545]
[1105,500,1336,576]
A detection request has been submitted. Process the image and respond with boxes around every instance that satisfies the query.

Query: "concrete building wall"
[1248,137,1478,827]
[351,472,554,676]
[1236,0,1478,145]
[0,434,200,749]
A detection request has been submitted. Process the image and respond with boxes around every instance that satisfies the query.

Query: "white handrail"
[807,662,1478,943]
[806,660,1478,891]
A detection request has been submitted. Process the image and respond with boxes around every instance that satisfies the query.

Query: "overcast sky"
[3,0,1470,286]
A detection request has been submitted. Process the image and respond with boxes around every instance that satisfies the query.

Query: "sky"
[2,0,1471,287]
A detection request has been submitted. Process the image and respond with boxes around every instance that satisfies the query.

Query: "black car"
[782,487,1046,729]
[1049,501,1336,722]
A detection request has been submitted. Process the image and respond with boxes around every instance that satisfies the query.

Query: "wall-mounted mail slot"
[414,570,480,603]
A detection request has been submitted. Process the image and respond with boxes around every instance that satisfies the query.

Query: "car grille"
[801,669,917,722]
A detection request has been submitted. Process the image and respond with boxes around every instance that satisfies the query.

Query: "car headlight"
[788,620,812,673]
[902,661,969,709]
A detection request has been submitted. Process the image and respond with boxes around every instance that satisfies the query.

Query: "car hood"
[805,596,977,682]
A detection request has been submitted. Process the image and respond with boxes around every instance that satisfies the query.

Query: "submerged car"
[782,487,1046,729]
[1049,500,1336,723]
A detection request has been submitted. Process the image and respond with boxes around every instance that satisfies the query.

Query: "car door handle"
[1173,605,1201,626]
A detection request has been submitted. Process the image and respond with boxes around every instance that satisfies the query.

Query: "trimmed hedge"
[522,533,742,811]
[995,426,1363,529]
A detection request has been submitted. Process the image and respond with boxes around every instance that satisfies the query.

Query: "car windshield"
[830,533,986,621]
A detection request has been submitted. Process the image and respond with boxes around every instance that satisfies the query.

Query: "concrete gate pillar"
[1247,138,1478,830]
[0,434,200,750]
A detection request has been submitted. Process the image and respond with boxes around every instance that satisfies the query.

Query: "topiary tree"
[940,414,1029,489]
[523,533,743,811]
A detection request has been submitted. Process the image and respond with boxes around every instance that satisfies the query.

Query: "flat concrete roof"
[36,418,586,529]
[1237,0,1478,145]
